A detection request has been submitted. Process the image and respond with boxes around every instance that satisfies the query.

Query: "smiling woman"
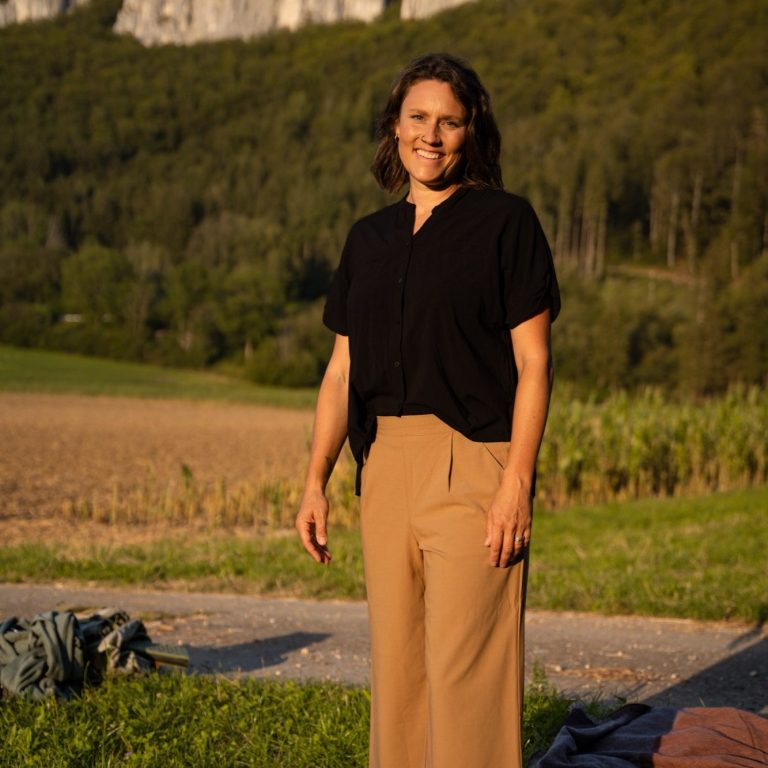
[296,53,560,768]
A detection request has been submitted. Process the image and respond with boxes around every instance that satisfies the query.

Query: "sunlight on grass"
[0,345,316,408]
[0,672,595,766]
[1,487,766,622]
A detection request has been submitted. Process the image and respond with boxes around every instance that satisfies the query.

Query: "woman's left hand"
[484,483,532,567]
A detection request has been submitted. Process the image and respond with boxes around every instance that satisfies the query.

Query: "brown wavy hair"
[371,53,503,193]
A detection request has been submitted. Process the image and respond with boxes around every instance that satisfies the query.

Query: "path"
[1,584,765,714]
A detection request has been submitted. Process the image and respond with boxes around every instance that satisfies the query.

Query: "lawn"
[0,345,317,408]
[2,486,766,622]
[0,671,581,766]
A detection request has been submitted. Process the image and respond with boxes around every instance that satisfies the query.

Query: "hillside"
[0,0,765,394]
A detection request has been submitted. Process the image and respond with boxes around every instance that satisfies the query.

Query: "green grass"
[0,671,585,766]
[2,487,766,622]
[0,529,366,600]
[0,346,316,408]
[529,485,768,622]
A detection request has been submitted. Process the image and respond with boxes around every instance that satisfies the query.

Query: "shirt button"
[394,360,401,367]
[397,277,403,284]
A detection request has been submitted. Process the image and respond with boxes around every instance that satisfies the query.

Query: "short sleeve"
[322,232,352,336]
[500,199,562,329]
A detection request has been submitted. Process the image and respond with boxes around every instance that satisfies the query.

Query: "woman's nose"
[421,121,441,144]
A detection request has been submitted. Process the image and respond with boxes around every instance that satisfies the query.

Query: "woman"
[295,53,561,768]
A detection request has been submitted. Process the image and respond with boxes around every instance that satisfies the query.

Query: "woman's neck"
[406,182,461,215]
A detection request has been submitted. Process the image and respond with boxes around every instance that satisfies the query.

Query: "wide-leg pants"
[360,413,529,768]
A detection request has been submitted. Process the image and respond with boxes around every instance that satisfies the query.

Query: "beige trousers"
[360,413,529,768]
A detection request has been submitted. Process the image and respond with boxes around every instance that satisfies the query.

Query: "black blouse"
[322,186,562,496]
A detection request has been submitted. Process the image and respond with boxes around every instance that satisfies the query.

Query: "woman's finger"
[315,511,328,547]
[488,526,504,566]
[499,531,515,567]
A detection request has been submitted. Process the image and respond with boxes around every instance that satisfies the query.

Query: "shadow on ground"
[191,631,331,674]
[644,631,767,713]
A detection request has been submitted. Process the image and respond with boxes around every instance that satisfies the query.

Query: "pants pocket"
[481,440,510,471]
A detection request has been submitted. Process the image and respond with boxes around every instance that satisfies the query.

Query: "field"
[1,381,766,621]
[2,346,766,522]
[0,346,317,407]
[2,345,767,621]
[0,390,324,526]
[0,347,362,529]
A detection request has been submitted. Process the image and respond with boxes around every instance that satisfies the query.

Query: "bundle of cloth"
[531,702,768,767]
[0,608,172,700]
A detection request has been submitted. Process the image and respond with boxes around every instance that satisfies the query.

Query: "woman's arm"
[295,333,350,564]
[485,307,554,567]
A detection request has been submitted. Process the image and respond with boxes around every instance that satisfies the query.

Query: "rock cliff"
[113,0,386,45]
[0,0,86,27]
[401,0,475,20]
[0,0,478,40]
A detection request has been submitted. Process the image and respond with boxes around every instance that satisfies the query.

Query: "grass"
[0,670,589,766]
[0,529,366,600]
[2,486,766,622]
[0,346,317,408]
[529,485,768,622]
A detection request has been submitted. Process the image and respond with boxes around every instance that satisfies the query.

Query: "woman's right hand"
[295,488,332,565]
[296,333,349,566]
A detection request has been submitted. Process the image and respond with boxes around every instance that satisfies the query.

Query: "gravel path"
[1,583,765,714]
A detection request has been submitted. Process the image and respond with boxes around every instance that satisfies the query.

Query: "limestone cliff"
[401,0,475,20]
[0,0,478,40]
[113,0,387,45]
[0,0,87,28]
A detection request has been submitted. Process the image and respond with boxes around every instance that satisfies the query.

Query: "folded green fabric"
[0,608,159,700]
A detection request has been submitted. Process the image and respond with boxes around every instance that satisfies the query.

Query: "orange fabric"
[360,413,528,768]
[653,707,768,767]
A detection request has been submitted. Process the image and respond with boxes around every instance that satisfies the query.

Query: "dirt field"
[0,392,316,521]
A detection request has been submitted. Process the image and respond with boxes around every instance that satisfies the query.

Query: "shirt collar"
[396,185,471,232]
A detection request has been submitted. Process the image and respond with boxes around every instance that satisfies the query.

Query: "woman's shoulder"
[348,198,403,236]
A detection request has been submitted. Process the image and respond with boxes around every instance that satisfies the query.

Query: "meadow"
[0,669,590,766]
[0,346,316,407]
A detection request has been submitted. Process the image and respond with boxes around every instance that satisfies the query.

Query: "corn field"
[57,383,767,529]
[538,383,767,508]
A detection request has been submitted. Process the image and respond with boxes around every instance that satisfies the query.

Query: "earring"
[394,134,399,142]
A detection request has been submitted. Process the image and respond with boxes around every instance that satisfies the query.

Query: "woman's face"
[395,79,467,192]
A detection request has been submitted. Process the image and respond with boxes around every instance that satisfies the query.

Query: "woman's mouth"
[415,149,443,160]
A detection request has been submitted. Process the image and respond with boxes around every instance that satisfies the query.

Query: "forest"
[0,0,765,396]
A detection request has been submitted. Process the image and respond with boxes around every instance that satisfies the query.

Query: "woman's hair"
[370,53,503,193]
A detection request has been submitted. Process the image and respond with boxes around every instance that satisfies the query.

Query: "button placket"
[392,237,412,401]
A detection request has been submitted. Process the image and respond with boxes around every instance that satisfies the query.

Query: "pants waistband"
[375,413,453,436]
